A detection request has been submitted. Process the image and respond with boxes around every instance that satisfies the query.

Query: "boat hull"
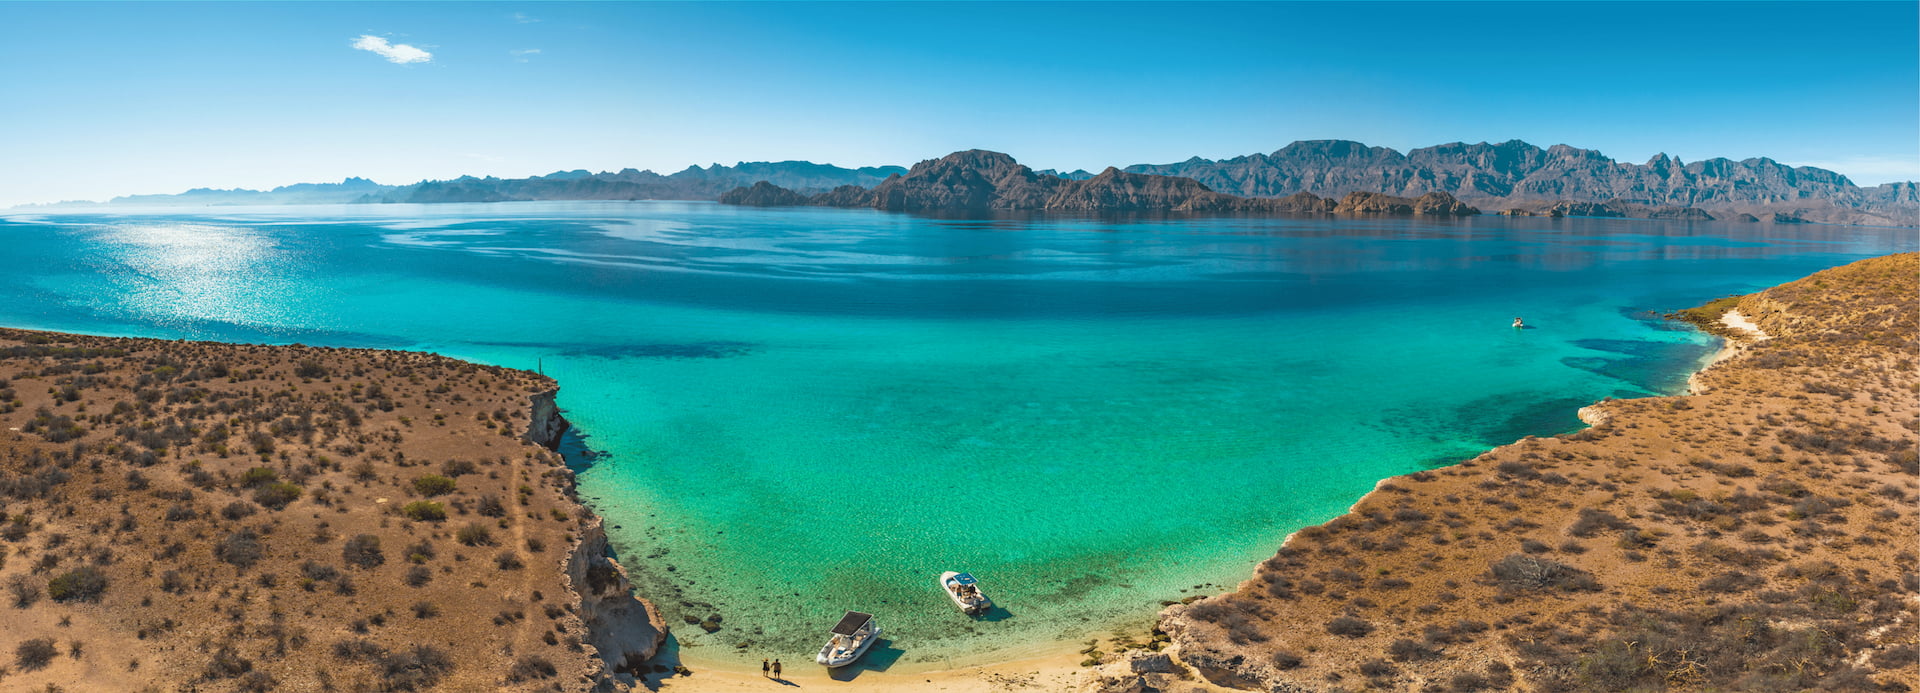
[939,571,991,616]
[816,625,881,667]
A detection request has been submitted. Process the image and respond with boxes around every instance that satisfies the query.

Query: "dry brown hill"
[0,331,664,691]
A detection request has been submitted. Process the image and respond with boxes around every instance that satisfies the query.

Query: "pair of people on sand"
[762,658,783,678]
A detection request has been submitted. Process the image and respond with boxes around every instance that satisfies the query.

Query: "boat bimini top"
[831,611,875,637]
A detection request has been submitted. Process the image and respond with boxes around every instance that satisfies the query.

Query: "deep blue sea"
[0,202,1908,669]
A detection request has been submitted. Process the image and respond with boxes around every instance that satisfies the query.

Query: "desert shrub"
[1327,615,1374,638]
[1700,571,1766,593]
[455,523,494,547]
[47,565,107,602]
[8,574,43,607]
[508,654,557,681]
[411,475,455,497]
[1568,508,1632,537]
[1488,553,1599,592]
[237,670,276,693]
[216,530,264,569]
[412,601,439,619]
[294,361,328,379]
[301,561,340,582]
[585,563,621,595]
[332,638,387,661]
[439,459,477,477]
[342,534,384,569]
[476,495,506,517]
[495,552,524,570]
[1359,658,1397,677]
[404,565,432,587]
[15,636,57,670]
[205,645,252,679]
[377,645,453,691]
[401,501,446,522]
[220,501,257,521]
[239,467,279,487]
[252,482,302,510]
[1449,672,1492,691]
[1388,638,1438,661]
[160,570,187,593]
[1270,650,1303,669]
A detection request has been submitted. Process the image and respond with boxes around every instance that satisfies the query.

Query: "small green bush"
[253,482,302,510]
[239,467,279,487]
[401,501,446,522]
[48,565,108,602]
[411,475,456,497]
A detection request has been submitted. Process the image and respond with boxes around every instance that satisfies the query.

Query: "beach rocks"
[1129,653,1180,674]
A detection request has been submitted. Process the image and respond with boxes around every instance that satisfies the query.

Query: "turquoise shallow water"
[0,202,1909,669]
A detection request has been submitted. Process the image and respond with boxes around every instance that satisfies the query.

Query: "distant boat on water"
[939,571,992,616]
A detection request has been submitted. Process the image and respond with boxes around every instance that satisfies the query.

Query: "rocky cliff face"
[524,388,570,450]
[523,386,668,687]
[565,517,670,683]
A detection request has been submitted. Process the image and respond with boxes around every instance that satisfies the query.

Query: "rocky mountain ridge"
[24,138,1912,225]
[723,150,1482,216]
[1125,139,1915,226]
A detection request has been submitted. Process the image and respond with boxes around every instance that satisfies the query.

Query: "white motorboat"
[939,571,991,616]
[816,611,880,667]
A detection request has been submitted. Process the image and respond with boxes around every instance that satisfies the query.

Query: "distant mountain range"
[35,162,906,208]
[24,139,1915,226]
[721,150,1481,216]
[1121,140,1916,226]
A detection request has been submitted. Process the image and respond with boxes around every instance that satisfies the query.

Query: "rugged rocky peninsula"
[0,330,666,690]
[1088,254,1919,692]
[719,150,1481,217]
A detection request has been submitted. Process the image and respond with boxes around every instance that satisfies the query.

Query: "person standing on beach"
[772,659,783,679]
[762,659,771,677]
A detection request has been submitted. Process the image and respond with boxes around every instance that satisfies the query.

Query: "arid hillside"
[0,331,662,691]
[1102,254,1919,692]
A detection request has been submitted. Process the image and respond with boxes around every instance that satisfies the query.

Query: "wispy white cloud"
[511,12,540,24]
[510,48,541,63]
[351,35,432,64]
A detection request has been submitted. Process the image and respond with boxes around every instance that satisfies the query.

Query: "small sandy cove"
[654,650,1093,692]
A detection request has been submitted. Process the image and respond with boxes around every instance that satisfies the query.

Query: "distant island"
[21,139,1916,226]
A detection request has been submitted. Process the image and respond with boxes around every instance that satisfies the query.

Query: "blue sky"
[1,1,1914,205]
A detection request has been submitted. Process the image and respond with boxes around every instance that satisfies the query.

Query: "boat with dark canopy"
[816,610,880,667]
